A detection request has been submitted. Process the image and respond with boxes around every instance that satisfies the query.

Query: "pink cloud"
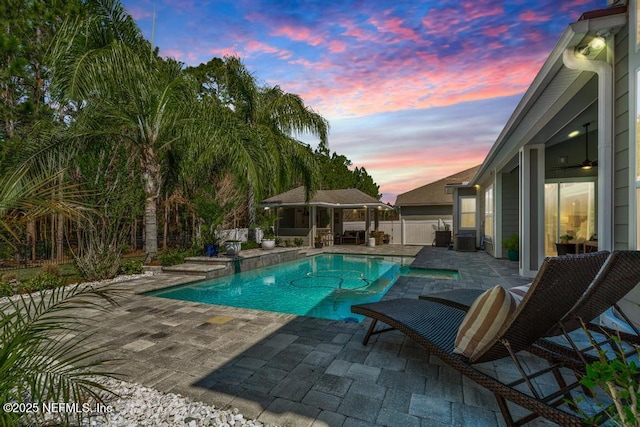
[519,11,547,22]
[160,48,199,63]
[127,6,152,20]
[483,25,510,38]
[461,1,504,21]
[245,40,293,59]
[272,25,325,47]
[421,8,468,36]
[368,16,422,43]
[328,40,347,53]
[285,45,542,119]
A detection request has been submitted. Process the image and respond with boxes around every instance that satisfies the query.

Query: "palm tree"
[255,85,328,198]
[50,0,218,262]
[206,57,329,228]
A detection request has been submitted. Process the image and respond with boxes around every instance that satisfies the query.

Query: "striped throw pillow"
[507,283,531,304]
[454,286,517,360]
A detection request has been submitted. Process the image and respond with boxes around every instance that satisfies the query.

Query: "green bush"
[242,241,260,250]
[159,249,191,266]
[22,273,65,293]
[293,238,304,247]
[119,259,144,275]
[41,262,61,276]
[0,281,14,297]
[74,247,121,281]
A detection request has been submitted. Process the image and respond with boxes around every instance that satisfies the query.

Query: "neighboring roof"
[262,186,389,209]
[395,165,481,207]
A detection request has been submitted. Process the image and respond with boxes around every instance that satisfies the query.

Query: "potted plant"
[559,234,574,244]
[201,225,219,257]
[259,212,278,250]
[556,234,575,255]
[502,234,519,261]
[314,234,324,249]
[261,227,276,250]
[193,191,224,257]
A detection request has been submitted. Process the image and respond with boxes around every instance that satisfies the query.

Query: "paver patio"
[81,246,563,426]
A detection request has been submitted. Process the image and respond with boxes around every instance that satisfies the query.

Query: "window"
[460,196,476,228]
[484,185,494,241]
[544,182,595,257]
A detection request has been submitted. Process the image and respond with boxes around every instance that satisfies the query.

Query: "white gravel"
[79,378,270,427]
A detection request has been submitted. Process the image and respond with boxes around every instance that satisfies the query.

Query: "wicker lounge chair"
[351,251,612,426]
[420,251,640,363]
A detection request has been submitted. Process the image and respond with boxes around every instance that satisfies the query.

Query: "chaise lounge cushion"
[454,286,519,359]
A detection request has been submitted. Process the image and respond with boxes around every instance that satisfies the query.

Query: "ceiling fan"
[556,122,598,170]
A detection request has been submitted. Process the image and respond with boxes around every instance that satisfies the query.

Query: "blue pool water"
[146,254,458,322]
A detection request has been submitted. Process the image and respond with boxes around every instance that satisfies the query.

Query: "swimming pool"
[146,254,458,322]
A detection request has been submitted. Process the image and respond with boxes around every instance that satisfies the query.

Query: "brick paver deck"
[81,246,559,426]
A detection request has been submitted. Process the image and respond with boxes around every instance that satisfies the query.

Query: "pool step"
[164,248,305,279]
[162,263,229,279]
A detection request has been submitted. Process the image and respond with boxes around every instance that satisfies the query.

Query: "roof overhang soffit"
[471,10,626,184]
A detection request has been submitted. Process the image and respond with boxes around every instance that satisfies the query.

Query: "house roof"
[261,186,389,209]
[471,5,626,185]
[395,165,481,206]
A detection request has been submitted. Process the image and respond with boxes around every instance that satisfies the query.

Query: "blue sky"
[122,0,603,202]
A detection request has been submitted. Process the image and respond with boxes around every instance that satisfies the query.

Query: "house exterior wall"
[501,171,520,257]
[615,23,630,249]
[398,205,452,220]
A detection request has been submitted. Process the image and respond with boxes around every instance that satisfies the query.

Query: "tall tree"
[50,0,197,262]
[0,0,83,147]
[315,148,381,199]
[187,57,328,229]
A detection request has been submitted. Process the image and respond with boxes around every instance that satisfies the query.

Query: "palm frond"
[0,283,125,426]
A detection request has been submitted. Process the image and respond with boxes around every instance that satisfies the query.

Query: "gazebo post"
[330,207,334,246]
[374,207,380,231]
[311,205,317,248]
[365,207,370,241]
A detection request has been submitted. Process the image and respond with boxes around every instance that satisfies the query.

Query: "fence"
[0,233,197,272]
[343,219,451,246]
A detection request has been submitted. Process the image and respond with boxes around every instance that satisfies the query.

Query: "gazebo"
[261,187,390,247]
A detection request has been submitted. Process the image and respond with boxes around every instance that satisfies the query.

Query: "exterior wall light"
[575,35,607,58]
[589,36,606,51]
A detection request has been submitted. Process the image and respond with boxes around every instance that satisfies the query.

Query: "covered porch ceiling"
[475,6,625,178]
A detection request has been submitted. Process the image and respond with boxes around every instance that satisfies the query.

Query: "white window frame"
[459,196,477,230]
[484,184,494,243]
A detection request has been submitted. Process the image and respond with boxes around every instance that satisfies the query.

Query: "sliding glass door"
[544,181,596,256]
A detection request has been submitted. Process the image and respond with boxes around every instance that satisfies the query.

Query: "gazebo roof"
[262,187,389,209]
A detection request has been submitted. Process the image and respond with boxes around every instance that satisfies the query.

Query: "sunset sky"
[121,0,603,203]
